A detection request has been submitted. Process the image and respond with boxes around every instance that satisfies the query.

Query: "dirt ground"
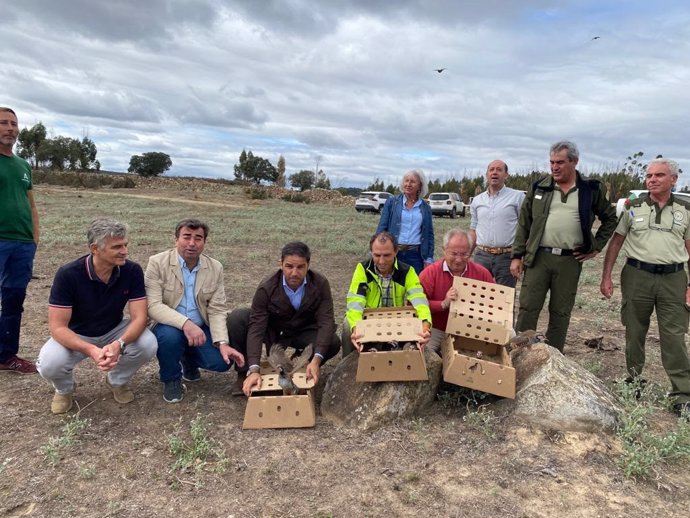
[1,183,689,518]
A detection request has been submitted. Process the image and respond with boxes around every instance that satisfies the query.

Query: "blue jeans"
[397,248,424,274]
[153,323,232,382]
[0,240,36,362]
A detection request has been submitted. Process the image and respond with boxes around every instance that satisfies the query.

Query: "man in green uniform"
[0,108,40,374]
[601,158,690,417]
[510,141,617,352]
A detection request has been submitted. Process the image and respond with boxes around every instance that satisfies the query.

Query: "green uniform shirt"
[616,195,690,264]
[540,186,583,249]
[0,154,34,242]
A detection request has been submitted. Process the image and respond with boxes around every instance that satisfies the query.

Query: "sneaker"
[0,356,37,374]
[105,377,135,404]
[673,401,690,418]
[181,359,201,382]
[163,379,185,403]
[232,372,247,397]
[51,392,74,414]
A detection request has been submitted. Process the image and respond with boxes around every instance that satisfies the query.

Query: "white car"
[615,190,690,217]
[355,191,392,213]
[428,192,465,218]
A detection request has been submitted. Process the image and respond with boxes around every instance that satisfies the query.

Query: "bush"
[245,186,269,199]
[282,192,310,204]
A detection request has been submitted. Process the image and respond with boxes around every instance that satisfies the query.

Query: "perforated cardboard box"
[442,277,516,398]
[355,307,428,382]
[242,371,316,429]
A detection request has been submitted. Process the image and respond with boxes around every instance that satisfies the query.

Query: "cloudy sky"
[4,0,690,187]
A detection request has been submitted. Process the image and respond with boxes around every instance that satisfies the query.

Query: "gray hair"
[87,218,129,250]
[550,140,579,161]
[443,228,474,249]
[400,169,429,199]
[647,158,680,177]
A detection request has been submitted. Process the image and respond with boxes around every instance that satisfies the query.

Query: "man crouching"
[37,218,157,414]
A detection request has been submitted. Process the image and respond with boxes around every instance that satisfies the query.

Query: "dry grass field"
[1,180,689,518]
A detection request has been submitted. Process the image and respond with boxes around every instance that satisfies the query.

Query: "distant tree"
[128,152,172,177]
[16,122,47,167]
[233,150,278,184]
[365,178,385,191]
[385,183,398,194]
[36,136,78,171]
[276,155,286,187]
[290,170,316,191]
[314,169,331,189]
[78,136,98,170]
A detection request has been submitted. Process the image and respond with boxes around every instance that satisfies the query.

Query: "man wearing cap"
[510,141,617,352]
[601,158,690,417]
[469,160,524,288]
[145,219,245,404]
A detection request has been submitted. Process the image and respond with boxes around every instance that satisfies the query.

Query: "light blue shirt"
[398,197,423,245]
[470,186,525,247]
[282,275,307,310]
[176,255,204,326]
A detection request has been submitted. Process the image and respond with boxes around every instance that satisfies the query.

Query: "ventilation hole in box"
[370,366,375,371]
[277,405,282,412]
[295,411,300,416]
[388,360,393,366]
[406,365,411,370]
[258,412,263,418]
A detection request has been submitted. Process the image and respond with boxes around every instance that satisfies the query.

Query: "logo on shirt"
[674,211,684,223]
[22,172,30,184]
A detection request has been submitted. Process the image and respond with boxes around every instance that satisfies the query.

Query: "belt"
[626,258,685,274]
[539,247,575,256]
[476,245,512,255]
[398,244,420,252]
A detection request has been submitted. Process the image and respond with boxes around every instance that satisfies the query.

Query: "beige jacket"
[144,249,229,343]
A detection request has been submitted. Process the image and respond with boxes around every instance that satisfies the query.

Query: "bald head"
[486,160,509,193]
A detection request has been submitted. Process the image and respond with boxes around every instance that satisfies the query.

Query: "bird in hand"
[267,343,313,395]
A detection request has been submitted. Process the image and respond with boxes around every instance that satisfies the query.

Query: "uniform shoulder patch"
[672,195,690,210]
[628,197,645,208]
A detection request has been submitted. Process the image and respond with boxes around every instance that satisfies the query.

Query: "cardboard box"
[242,371,316,430]
[355,307,428,382]
[442,334,516,399]
[442,278,516,398]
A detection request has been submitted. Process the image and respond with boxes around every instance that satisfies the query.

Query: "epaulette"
[627,197,646,208]
[672,194,690,210]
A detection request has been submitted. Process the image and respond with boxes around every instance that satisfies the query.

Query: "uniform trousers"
[621,265,690,403]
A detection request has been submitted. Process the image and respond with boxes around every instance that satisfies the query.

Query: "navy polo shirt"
[49,255,147,337]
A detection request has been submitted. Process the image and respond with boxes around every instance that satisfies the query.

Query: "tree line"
[233,150,331,191]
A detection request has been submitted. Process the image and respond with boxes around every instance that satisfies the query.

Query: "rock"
[321,350,443,431]
[499,343,621,433]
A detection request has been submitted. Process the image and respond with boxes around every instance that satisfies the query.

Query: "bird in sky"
[591,36,601,40]
[434,68,446,73]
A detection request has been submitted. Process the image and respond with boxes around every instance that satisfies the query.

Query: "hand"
[243,372,262,397]
[220,343,245,368]
[600,277,614,299]
[182,320,206,347]
[510,258,523,279]
[306,357,321,384]
[574,250,599,262]
[686,286,690,306]
[443,287,458,309]
[351,326,364,353]
[95,341,120,372]
[417,322,431,351]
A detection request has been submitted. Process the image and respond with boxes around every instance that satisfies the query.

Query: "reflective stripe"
[347,301,365,311]
[406,287,424,296]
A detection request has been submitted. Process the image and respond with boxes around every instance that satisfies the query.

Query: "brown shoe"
[105,377,135,404]
[51,392,74,414]
[0,356,37,374]
[232,372,247,396]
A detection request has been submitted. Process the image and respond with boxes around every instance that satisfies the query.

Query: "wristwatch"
[117,338,127,354]
[248,365,260,375]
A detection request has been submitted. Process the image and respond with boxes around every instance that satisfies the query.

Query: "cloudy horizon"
[4,1,689,188]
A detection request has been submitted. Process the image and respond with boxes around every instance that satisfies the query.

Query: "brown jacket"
[246,269,336,366]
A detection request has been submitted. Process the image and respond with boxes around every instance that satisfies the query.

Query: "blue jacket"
[377,194,435,263]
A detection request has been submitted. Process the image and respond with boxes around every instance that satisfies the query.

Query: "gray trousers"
[473,250,516,288]
[37,319,158,394]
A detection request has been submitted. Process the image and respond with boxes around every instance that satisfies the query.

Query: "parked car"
[428,192,465,218]
[615,190,690,217]
[355,191,392,213]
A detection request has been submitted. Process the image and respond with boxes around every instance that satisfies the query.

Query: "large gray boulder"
[321,350,443,430]
[500,343,622,433]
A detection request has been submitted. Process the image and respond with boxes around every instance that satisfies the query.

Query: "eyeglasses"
[446,251,471,258]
